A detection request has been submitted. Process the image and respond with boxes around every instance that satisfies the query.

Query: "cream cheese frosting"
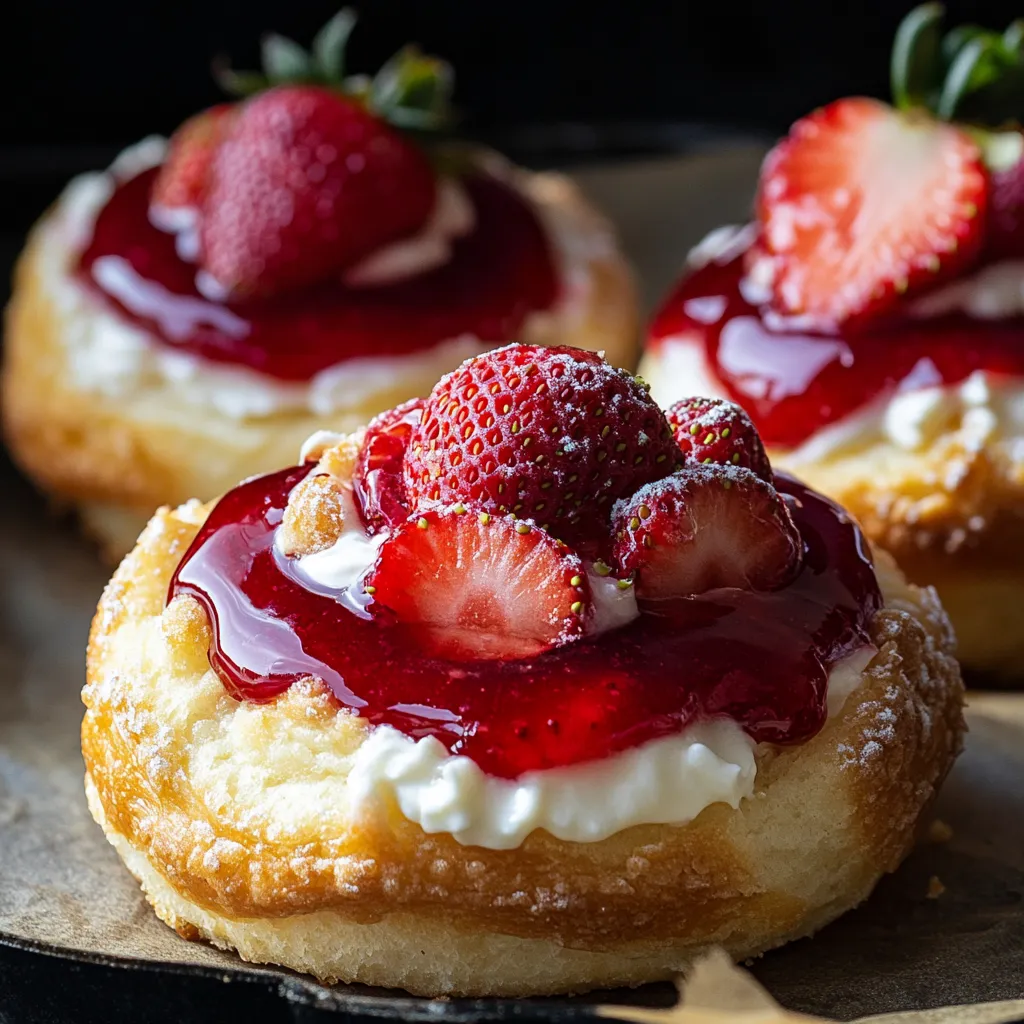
[38,139,608,421]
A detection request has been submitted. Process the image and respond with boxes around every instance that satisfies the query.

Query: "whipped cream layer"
[39,140,607,421]
[347,644,874,851]
[349,720,756,850]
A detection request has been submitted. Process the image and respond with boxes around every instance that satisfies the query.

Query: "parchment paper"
[2,150,1024,1020]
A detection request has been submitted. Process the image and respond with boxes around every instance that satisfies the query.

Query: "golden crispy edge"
[783,434,1024,571]
[2,174,639,525]
[82,501,964,956]
[768,437,1024,676]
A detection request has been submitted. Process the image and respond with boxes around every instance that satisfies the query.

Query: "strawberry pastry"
[83,344,963,995]
[3,12,637,559]
[641,5,1024,679]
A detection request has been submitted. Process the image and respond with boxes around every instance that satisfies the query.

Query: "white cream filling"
[909,260,1024,320]
[785,369,1024,462]
[347,641,874,851]
[650,335,1024,463]
[38,139,600,421]
[687,222,1024,322]
[347,719,757,850]
[586,568,640,634]
[283,479,387,592]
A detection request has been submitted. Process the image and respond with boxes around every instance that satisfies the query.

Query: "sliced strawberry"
[754,97,987,327]
[200,85,437,299]
[404,344,680,549]
[354,398,424,534]
[151,105,234,212]
[611,467,802,598]
[665,397,773,482]
[366,507,589,661]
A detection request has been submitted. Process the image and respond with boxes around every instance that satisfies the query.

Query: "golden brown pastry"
[83,344,963,995]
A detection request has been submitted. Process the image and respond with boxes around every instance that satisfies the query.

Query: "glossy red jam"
[650,251,1024,449]
[169,467,882,779]
[78,168,558,382]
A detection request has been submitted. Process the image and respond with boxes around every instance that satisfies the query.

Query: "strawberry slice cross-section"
[365,506,590,661]
[754,96,987,328]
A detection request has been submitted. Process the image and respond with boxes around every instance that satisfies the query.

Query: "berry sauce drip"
[77,168,558,382]
[649,252,1024,449]
[169,465,882,779]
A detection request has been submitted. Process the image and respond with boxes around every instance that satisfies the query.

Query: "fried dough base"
[81,491,964,995]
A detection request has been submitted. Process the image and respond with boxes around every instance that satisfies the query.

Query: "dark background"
[3,0,1023,233]
[9,0,1024,143]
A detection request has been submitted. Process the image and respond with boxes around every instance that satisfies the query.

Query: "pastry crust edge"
[81,499,964,996]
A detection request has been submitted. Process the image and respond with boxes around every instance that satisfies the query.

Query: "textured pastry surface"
[81,474,964,996]
[3,169,638,561]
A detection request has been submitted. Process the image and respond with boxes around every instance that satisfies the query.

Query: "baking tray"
[3,148,1024,1022]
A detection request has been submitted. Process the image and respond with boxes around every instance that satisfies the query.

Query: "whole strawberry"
[200,85,436,299]
[157,10,456,300]
[666,397,772,481]
[151,104,234,214]
[404,344,681,545]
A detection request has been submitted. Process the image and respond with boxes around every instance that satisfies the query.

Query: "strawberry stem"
[213,8,454,134]
[892,3,1024,127]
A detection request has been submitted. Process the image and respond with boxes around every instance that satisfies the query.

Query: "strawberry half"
[365,507,589,661]
[665,397,772,482]
[151,105,234,213]
[611,467,802,598]
[404,344,680,550]
[354,398,424,534]
[200,85,437,299]
[754,97,988,328]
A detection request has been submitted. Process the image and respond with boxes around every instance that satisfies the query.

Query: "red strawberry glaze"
[168,464,882,780]
[649,250,1024,450]
[77,167,558,382]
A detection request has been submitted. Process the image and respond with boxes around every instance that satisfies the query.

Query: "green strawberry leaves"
[214,9,455,135]
[312,9,357,81]
[892,3,1024,127]
[891,3,944,110]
